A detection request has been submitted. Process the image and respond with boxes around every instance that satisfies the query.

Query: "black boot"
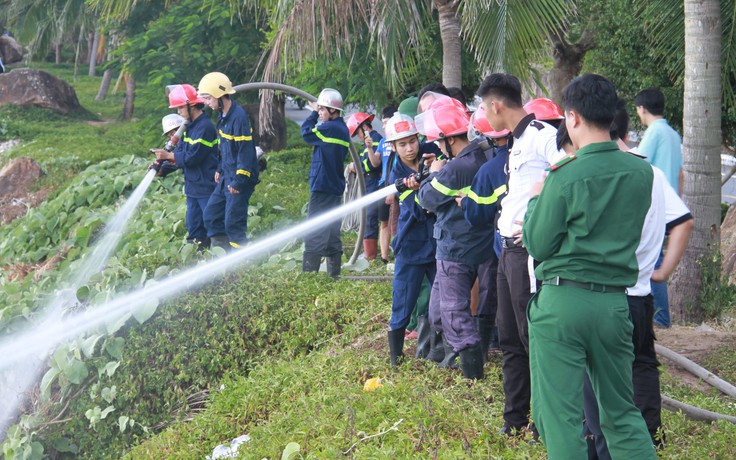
[387,328,405,367]
[414,316,431,359]
[459,344,484,379]
[302,253,322,272]
[210,235,230,251]
[438,335,459,369]
[489,325,500,350]
[475,316,493,364]
[326,253,342,279]
[426,328,445,362]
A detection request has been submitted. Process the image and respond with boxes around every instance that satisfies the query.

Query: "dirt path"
[656,323,736,391]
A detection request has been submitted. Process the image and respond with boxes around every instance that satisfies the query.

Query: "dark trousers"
[497,246,533,427]
[204,180,255,246]
[186,196,211,242]
[304,191,343,257]
[429,255,497,352]
[390,260,436,330]
[583,295,662,458]
[477,249,499,320]
[364,175,380,239]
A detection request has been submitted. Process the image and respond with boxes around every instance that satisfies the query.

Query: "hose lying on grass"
[661,395,736,424]
[656,343,736,424]
[656,343,736,399]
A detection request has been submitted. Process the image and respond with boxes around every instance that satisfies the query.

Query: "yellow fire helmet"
[197,72,237,99]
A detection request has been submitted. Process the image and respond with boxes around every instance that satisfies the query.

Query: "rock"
[0,157,47,225]
[242,101,287,152]
[722,204,736,284]
[695,323,718,333]
[0,35,24,65]
[0,68,82,114]
[0,157,44,198]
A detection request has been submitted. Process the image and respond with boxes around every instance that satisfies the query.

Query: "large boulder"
[0,68,82,114]
[0,35,24,65]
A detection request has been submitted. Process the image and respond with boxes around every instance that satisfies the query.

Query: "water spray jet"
[0,169,157,439]
[0,185,396,375]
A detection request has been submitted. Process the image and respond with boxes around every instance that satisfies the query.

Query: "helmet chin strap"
[443,137,454,159]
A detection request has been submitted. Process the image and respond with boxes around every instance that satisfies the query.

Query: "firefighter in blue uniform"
[417,96,494,379]
[153,84,218,249]
[197,72,259,251]
[301,88,351,278]
[382,113,438,366]
[456,106,512,355]
[347,112,383,261]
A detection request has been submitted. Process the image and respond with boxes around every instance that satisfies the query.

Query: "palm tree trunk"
[89,28,100,77]
[96,69,113,101]
[122,72,135,121]
[669,0,722,322]
[549,27,595,105]
[54,43,61,64]
[436,0,462,89]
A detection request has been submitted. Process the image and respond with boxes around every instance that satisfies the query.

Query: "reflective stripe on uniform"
[362,144,380,172]
[183,136,219,147]
[467,184,507,205]
[230,241,242,248]
[399,189,412,202]
[236,169,251,177]
[429,178,471,197]
[312,128,350,147]
[219,129,253,142]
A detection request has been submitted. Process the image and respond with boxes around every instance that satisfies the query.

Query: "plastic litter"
[207,434,251,460]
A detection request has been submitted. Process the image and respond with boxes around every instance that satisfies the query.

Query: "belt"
[542,277,626,293]
[501,237,523,249]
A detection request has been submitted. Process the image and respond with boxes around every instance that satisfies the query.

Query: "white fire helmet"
[161,113,185,136]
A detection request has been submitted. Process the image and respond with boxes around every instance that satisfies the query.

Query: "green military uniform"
[522,141,657,459]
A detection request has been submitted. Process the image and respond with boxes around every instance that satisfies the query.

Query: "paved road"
[284,100,385,137]
[723,166,736,204]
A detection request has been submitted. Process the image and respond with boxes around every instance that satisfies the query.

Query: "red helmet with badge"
[415,97,470,142]
[167,84,205,108]
[346,112,375,137]
[524,98,564,121]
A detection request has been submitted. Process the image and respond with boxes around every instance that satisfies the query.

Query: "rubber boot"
[414,316,431,359]
[302,253,322,272]
[475,316,493,364]
[210,235,230,251]
[387,328,405,367]
[326,253,342,279]
[363,238,378,261]
[459,344,484,380]
[438,335,459,369]
[489,325,500,350]
[426,328,445,362]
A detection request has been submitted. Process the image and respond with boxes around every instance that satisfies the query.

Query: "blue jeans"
[651,249,670,327]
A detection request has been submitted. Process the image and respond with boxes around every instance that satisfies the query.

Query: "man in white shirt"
[477,73,563,438]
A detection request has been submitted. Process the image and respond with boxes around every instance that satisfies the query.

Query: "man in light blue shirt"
[635,88,683,194]
[635,87,683,327]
